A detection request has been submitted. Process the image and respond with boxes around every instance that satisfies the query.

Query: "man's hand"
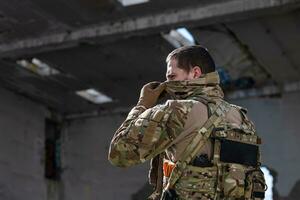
[137,81,166,108]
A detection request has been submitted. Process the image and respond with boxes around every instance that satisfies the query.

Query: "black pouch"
[220,139,258,167]
[192,154,213,167]
[160,189,178,200]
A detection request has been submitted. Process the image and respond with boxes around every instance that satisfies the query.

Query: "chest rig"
[157,72,266,200]
[163,100,266,200]
[148,72,266,200]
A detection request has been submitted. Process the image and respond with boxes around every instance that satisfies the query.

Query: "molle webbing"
[211,110,262,168]
[175,165,218,194]
[213,129,261,145]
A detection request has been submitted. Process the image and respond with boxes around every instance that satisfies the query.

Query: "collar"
[164,71,224,101]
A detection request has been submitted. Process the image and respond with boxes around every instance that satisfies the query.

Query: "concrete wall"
[231,91,300,197]
[0,85,150,200]
[0,87,47,200]
[62,113,150,200]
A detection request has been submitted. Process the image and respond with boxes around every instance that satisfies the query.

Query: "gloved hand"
[137,81,166,108]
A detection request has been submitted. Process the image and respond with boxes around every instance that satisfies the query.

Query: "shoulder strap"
[165,100,231,190]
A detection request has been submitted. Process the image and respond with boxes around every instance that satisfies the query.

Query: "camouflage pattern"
[108,71,221,168]
[165,100,232,200]
[165,71,224,101]
[108,97,194,167]
[108,71,266,200]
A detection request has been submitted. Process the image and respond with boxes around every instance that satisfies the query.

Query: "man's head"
[165,45,215,81]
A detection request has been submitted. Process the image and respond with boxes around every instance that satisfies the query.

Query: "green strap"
[165,100,231,190]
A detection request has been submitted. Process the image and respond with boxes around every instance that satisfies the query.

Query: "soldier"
[108,45,266,200]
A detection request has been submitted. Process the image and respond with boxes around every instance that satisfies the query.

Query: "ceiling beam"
[226,80,300,99]
[1,0,300,57]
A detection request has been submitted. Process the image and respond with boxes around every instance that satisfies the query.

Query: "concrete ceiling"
[0,0,300,116]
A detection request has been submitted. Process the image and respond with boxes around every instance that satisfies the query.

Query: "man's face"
[166,58,195,81]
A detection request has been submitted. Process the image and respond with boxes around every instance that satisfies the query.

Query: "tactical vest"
[161,100,267,200]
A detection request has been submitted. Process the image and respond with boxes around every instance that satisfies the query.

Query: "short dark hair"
[166,45,215,74]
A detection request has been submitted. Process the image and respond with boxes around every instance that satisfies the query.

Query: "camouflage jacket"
[108,72,265,200]
[108,71,224,167]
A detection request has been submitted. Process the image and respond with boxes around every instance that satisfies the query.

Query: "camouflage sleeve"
[108,101,194,168]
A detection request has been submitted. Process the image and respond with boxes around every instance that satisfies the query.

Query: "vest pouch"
[223,163,246,198]
[245,168,266,199]
[174,165,218,198]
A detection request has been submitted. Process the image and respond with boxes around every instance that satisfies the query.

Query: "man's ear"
[193,66,202,78]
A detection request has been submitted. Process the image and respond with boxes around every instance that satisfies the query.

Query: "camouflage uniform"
[108,72,266,199]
